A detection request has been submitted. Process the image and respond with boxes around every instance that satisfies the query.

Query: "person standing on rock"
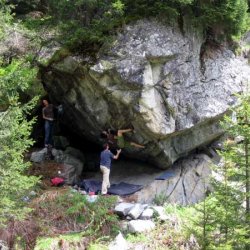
[100,128,145,150]
[100,143,121,195]
[42,99,54,148]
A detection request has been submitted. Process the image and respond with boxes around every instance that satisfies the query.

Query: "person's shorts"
[117,135,132,149]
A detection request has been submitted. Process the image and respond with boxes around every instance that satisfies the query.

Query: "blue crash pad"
[155,170,175,180]
[108,182,143,195]
[78,179,143,195]
[79,179,102,193]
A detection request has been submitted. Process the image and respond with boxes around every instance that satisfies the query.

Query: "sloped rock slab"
[126,153,212,205]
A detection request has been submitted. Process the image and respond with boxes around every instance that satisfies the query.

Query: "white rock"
[109,232,128,250]
[158,214,168,221]
[140,208,154,220]
[152,206,168,221]
[0,241,9,250]
[115,203,135,216]
[128,220,155,233]
[152,206,165,216]
[128,204,145,219]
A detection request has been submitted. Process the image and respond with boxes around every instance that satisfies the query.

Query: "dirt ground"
[84,159,164,186]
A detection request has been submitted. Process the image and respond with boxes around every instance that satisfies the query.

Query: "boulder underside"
[41,19,250,168]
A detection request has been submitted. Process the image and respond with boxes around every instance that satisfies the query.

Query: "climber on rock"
[100,128,145,150]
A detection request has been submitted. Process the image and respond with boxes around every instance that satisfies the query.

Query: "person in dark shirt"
[100,143,121,195]
[42,99,54,147]
[100,128,145,150]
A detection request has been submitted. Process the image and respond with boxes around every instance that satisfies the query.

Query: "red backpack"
[51,177,65,186]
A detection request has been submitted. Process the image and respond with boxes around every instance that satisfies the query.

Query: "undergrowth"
[1,188,119,249]
[124,204,200,250]
[34,189,119,237]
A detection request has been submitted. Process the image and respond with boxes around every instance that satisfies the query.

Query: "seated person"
[100,128,145,149]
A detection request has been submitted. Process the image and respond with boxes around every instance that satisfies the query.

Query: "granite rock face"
[42,19,250,168]
[132,154,212,205]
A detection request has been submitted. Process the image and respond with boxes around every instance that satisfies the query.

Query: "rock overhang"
[41,19,250,169]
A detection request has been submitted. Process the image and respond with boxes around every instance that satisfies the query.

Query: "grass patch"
[34,232,86,250]
[126,233,150,243]
[32,189,119,237]
[22,15,54,31]
[88,243,109,250]
[30,189,119,249]
[153,192,168,206]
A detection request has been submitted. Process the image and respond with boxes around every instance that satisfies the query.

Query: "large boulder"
[41,19,250,168]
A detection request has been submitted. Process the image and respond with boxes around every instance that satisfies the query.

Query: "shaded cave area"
[29,101,217,204]
[30,104,163,187]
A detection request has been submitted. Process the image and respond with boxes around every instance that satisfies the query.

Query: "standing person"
[42,99,54,148]
[100,143,121,195]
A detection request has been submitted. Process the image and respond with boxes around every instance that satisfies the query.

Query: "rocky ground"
[1,150,198,250]
[27,165,201,250]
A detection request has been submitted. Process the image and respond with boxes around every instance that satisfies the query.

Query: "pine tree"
[195,93,250,249]
[0,58,40,227]
[0,1,40,225]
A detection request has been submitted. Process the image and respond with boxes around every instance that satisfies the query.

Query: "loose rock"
[109,232,128,250]
[128,220,155,233]
[140,208,154,220]
[115,203,135,217]
[128,204,145,219]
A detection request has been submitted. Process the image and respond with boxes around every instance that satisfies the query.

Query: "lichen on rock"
[41,19,250,169]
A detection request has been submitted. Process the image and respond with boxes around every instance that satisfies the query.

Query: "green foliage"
[194,93,250,249]
[41,0,125,48]
[27,191,119,248]
[153,192,168,206]
[0,60,37,107]
[126,233,149,243]
[0,0,13,39]
[88,244,108,250]
[155,204,199,249]
[37,191,119,238]
[35,233,87,250]
[196,0,249,38]
[0,59,40,227]
[9,0,250,51]
[125,204,199,249]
